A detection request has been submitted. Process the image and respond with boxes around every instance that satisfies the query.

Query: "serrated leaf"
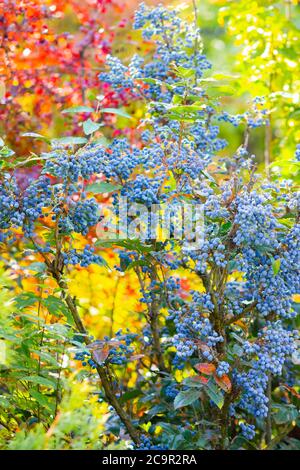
[0,149,15,161]
[119,389,142,404]
[195,363,216,375]
[101,108,133,120]
[273,404,299,424]
[61,105,94,114]
[129,354,145,361]
[22,375,56,389]
[184,376,208,387]
[83,119,102,135]
[43,296,73,324]
[29,389,55,412]
[0,396,10,408]
[27,262,46,273]
[14,292,39,309]
[214,374,232,393]
[204,380,224,409]
[31,350,60,367]
[86,182,122,193]
[174,388,202,409]
[199,169,218,186]
[43,296,65,317]
[92,345,110,364]
[281,384,300,399]
[52,136,87,146]
[22,132,50,143]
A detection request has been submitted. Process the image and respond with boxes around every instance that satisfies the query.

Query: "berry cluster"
[63,246,104,268]
[173,292,224,360]
[216,361,230,377]
[135,435,168,451]
[234,322,298,424]
[240,423,256,440]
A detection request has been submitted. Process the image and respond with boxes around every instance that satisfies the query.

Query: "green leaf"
[219,221,232,236]
[0,332,22,344]
[119,389,143,404]
[83,119,102,135]
[273,404,299,424]
[207,84,235,96]
[51,136,87,146]
[29,389,55,412]
[183,377,204,388]
[61,105,94,114]
[43,296,66,317]
[93,136,109,146]
[204,380,224,409]
[22,132,50,143]
[0,146,15,158]
[43,296,73,324]
[146,404,169,419]
[22,375,56,389]
[175,66,195,78]
[15,292,39,310]
[0,396,10,408]
[86,182,122,193]
[199,170,218,187]
[27,262,46,273]
[101,108,133,120]
[174,388,202,409]
[272,258,281,276]
[31,350,60,367]
[124,259,150,272]
[211,72,239,81]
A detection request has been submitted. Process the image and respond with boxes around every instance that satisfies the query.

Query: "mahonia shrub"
[0,3,299,451]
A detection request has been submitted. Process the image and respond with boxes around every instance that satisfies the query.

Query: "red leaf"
[214,374,232,393]
[198,375,209,384]
[195,363,216,375]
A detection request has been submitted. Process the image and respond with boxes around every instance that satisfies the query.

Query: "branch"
[225,301,257,325]
[49,266,140,444]
[135,266,168,373]
[266,373,272,445]
[263,423,295,450]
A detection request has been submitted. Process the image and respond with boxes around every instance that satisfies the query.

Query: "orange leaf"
[214,374,232,393]
[195,363,216,375]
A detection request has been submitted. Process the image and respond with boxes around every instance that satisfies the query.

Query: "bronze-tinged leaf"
[195,340,210,352]
[107,340,123,347]
[87,340,106,350]
[195,363,216,375]
[233,319,248,331]
[129,354,145,361]
[198,375,209,385]
[214,374,232,393]
[281,383,300,399]
[92,345,110,364]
